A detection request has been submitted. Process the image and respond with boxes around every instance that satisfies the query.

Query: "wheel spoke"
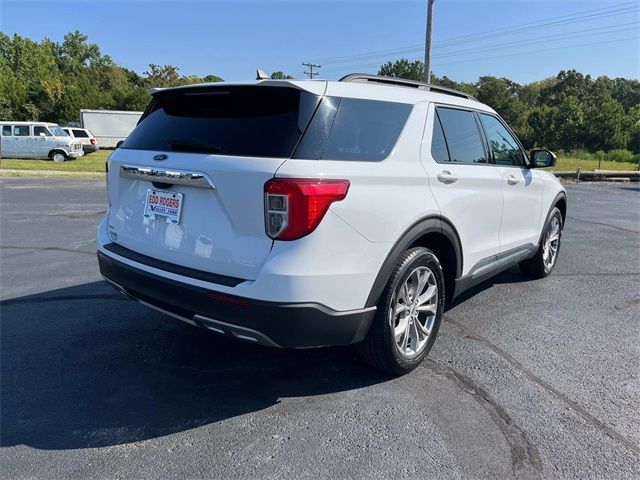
[415,269,429,298]
[417,303,437,315]
[548,233,559,243]
[416,285,436,306]
[415,318,431,338]
[395,303,410,316]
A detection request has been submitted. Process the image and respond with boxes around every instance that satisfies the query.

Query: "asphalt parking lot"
[1,177,639,479]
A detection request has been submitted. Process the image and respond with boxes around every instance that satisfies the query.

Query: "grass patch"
[0,149,110,173]
[550,156,638,172]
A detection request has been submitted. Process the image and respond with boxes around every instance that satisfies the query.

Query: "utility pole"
[302,62,321,79]
[424,0,436,84]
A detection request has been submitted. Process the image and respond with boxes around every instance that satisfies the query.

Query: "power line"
[432,35,639,67]
[320,22,639,70]
[317,1,639,65]
[321,35,638,74]
[302,62,321,79]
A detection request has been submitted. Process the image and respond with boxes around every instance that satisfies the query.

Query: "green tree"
[378,59,424,81]
[270,71,294,80]
[584,97,630,151]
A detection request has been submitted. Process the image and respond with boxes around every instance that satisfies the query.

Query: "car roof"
[150,77,495,113]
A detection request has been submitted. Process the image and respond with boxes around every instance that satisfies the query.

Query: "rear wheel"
[520,207,563,278]
[357,247,444,374]
[49,151,67,163]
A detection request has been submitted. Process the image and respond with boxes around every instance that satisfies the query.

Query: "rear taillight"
[90,138,96,145]
[264,178,350,240]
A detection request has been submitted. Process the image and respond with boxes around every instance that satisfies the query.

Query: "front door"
[477,113,544,253]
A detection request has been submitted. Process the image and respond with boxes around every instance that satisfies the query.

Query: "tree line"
[380,59,639,159]
[1,32,637,158]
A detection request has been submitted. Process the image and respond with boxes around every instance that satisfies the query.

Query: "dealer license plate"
[144,189,183,224]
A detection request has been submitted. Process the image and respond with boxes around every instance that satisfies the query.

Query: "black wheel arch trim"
[365,215,463,308]
[538,191,567,246]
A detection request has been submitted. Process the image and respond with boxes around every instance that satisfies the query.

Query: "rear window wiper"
[167,137,226,154]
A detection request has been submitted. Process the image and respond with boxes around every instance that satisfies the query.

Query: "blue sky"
[1,0,638,84]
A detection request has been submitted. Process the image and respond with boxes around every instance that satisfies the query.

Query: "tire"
[356,247,445,375]
[115,141,124,148]
[49,151,67,163]
[520,206,563,279]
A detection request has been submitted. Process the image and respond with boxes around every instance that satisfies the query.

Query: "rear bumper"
[68,150,84,158]
[98,251,376,348]
[83,144,99,153]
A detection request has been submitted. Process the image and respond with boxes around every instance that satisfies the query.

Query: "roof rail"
[338,73,477,101]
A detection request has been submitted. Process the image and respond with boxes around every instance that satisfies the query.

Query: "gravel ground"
[1,178,638,479]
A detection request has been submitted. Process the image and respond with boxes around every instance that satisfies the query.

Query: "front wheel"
[49,151,67,163]
[520,207,563,279]
[356,247,445,375]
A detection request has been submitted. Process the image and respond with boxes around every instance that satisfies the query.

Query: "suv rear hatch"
[105,81,326,281]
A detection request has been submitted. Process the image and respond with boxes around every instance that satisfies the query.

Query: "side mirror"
[39,133,46,138]
[529,149,557,168]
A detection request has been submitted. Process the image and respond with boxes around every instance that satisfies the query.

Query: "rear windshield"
[123,86,319,158]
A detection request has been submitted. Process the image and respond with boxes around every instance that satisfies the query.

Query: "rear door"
[422,104,503,273]
[477,113,544,252]
[106,82,326,281]
[13,125,32,158]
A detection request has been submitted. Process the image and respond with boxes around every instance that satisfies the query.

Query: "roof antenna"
[256,69,269,80]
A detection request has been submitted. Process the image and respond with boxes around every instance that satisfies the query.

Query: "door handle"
[507,175,520,185]
[437,171,458,184]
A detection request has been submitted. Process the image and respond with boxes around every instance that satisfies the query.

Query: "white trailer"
[80,109,143,148]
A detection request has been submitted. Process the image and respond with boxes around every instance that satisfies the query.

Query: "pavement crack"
[444,315,640,457]
[567,215,640,235]
[423,359,542,479]
[614,298,640,310]
[0,245,95,256]
[0,293,125,306]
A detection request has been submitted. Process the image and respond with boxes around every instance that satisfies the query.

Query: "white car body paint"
[97,77,566,339]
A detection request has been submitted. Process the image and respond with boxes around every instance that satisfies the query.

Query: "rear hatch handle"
[120,164,216,189]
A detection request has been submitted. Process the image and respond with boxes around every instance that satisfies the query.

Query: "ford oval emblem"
[153,154,168,161]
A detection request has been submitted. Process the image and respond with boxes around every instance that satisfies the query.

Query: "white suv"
[97,75,566,374]
[62,127,99,154]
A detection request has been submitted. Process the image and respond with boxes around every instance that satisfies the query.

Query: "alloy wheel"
[543,216,561,270]
[390,266,438,358]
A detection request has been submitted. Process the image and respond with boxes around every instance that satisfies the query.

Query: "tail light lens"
[90,138,96,145]
[264,178,350,240]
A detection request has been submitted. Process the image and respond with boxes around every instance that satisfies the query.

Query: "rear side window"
[72,129,89,138]
[14,126,30,137]
[430,112,449,162]
[434,107,487,164]
[321,98,411,161]
[2,126,11,136]
[294,97,412,161]
[124,86,320,158]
